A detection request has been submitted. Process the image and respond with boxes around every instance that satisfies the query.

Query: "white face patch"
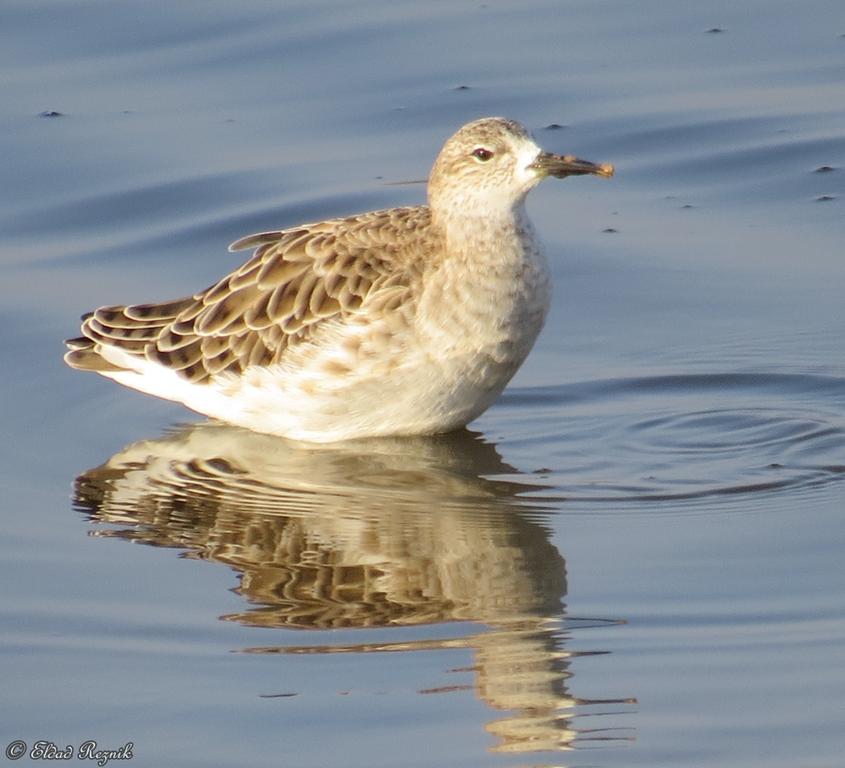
[513,138,543,189]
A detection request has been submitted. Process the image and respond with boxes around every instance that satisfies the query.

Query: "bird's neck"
[433,199,534,266]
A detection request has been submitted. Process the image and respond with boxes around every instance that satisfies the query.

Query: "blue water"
[2,1,844,766]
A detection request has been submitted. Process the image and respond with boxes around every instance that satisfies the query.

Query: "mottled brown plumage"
[66,206,436,383]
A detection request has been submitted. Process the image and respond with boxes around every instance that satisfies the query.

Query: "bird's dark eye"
[471,147,494,162]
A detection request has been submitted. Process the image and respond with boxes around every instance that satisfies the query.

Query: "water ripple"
[496,372,845,508]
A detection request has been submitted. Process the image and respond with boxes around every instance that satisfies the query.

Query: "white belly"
[205,244,550,442]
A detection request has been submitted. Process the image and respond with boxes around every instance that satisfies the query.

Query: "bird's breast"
[416,229,551,375]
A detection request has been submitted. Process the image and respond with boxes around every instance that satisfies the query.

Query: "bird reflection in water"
[74,423,635,757]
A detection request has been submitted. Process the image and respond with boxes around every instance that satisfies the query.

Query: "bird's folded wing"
[65,206,433,383]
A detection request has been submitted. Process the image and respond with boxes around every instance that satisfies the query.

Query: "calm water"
[2,1,844,766]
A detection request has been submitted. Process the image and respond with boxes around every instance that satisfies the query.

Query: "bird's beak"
[529,152,615,179]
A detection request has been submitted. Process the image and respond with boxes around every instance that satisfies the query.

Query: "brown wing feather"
[65,206,436,383]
